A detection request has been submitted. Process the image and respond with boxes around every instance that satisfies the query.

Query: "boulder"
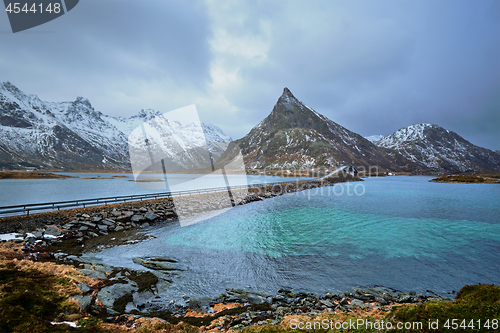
[350,299,365,309]
[97,280,137,310]
[71,295,92,312]
[145,212,158,221]
[131,215,145,223]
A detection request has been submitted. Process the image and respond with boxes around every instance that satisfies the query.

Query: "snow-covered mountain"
[219,88,500,173]
[2,82,498,173]
[375,123,500,172]
[364,135,384,143]
[223,87,397,171]
[0,82,231,170]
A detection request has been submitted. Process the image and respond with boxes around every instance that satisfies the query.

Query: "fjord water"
[89,176,500,300]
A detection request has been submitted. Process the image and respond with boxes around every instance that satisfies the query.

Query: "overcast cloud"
[1,0,499,149]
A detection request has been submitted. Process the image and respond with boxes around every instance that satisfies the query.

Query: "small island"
[430,171,500,184]
[0,171,75,179]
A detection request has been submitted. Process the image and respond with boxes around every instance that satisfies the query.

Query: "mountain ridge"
[375,123,500,172]
[0,82,232,170]
[1,82,498,173]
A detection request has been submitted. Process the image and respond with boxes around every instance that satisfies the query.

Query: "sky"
[1,0,499,150]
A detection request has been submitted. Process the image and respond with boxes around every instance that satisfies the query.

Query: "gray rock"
[274,306,289,316]
[78,268,107,279]
[141,222,150,228]
[97,281,138,309]
[247,295,264,304]
[145,212,158,221]
[81,221,96,228]
[71,295,92,312]
[111,210,122,217]
[31,231,43,239]
[139,207,148,212]
[375,296,390,305]
[82,214,91,218]
[319,299,335,308]
[101,219,115,226]
[398,295,413,303]
[350,299,365,309]
[79,226,89,231]
[78,283,91,294]
[45,225,59,232]
[132,257,182,271]
[115,226,124,232]
[93,216,102,222]
[131,215,145,222]
[62,223,74,229]
[44,229,61,236]
[382,293,394,303]
[98,225,109,231]
[125,302,138,313]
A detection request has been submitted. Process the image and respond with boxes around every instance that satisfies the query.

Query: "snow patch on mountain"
[364,135,384,143]
[377,123,436,148]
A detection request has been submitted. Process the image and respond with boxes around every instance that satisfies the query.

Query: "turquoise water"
[88,176,500,299]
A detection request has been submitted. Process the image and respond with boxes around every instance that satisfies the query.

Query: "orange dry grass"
[0,242,101,299]
[185,303,243,317]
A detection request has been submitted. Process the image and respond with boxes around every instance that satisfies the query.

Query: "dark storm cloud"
[212,0,499,150]
[0,0,212,114]
[1,0,498,150]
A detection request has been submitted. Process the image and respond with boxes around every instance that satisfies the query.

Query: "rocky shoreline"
[51,258,454,330]
[0,240,453,332]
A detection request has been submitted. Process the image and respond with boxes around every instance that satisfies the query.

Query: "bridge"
[0,165,358,217]
[318,165,358,179]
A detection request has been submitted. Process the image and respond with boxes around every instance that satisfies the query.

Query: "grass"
[430,172,500,184]
[0,171,74,179]
[388,284,500,332]
[0,261,105,333]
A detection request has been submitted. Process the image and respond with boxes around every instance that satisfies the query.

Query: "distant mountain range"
[1,82,499,173]
[371,123,500,173]
[0,82,231,170]
[224,88,500,173]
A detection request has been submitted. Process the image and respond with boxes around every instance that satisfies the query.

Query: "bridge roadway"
[0,166,353,217]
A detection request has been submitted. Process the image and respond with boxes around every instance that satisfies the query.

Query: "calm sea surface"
[81,176,500,300]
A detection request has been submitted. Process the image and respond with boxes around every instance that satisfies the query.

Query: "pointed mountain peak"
[282,87,294,97]
[278,87,300,105]
[1,81,23,95]
[133,108,162,121]
[250,87,337,136]
[74,96,92,107]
